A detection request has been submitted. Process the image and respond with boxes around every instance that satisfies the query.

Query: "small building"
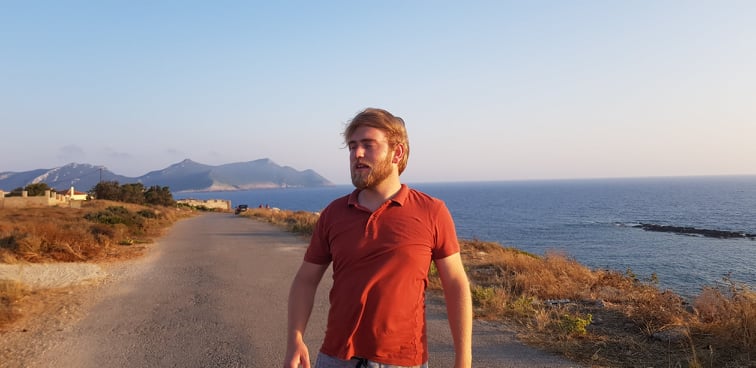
[57,186,89,201]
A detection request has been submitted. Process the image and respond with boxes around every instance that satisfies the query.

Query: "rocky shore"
[634,223,756,239]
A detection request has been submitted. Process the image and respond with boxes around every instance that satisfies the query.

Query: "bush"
[84,206,145,228]
[137,209,160,219]
[693,279,756,361]
[471,285,497,307]
[555,313,592,336]
[0,280,28,326]
[245,208,319,236]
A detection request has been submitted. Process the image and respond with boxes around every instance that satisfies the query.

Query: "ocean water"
[176,176,756,297]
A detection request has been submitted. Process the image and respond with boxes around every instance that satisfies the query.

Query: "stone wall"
[0,190,81,209]
[177,198,231,211]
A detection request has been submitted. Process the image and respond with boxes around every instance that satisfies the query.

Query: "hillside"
[0,159,333,193]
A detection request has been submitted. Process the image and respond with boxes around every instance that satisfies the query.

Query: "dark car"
[234,204,248,214]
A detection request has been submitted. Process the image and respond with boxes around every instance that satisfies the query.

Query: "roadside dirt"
[0,263,107,289]
[0,252,159,366]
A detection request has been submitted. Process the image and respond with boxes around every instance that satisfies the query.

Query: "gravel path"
[0,263,107,289]
[0,213,582,368]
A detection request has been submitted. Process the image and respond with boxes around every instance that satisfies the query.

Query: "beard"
[351,154,393,190]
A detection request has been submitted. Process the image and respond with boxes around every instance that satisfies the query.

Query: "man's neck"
[358,177,402,212]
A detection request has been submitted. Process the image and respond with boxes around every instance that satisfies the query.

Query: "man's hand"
[284,261,328,368]
[283,338,311,368]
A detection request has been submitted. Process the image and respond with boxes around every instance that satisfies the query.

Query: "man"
[284,108,472,368]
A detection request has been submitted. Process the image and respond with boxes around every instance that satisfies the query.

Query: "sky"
[1,1,754,185]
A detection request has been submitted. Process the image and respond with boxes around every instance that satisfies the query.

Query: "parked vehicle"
[235,204,248,214]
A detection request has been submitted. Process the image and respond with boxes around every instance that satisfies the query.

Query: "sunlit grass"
[240,208,319,236]
[0,280,28,327]
[0,200,189,264]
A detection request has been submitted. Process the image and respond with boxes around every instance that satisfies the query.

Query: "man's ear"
[392,144,405,164]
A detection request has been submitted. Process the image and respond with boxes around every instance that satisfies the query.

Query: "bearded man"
[284,108,472,368]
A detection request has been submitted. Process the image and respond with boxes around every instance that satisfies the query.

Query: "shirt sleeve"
[304,207,333,265]
[431,200,460,260]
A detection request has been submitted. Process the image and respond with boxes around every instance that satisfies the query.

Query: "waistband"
[314,352,428,368]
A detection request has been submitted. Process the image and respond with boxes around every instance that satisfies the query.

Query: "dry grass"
[239,208,319,236]
[0,200,194,328]
[247,209,756,368]
[456,239,756,368]
[0,200,189,264]
[692,281,756,366]
[0,280,28,326]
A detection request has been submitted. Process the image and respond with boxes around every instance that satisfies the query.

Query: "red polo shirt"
[304,184,460,366]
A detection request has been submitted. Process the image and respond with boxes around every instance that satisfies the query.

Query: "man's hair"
[343,108,410,175]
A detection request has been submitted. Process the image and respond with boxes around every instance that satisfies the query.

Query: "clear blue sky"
[2,1,754,185]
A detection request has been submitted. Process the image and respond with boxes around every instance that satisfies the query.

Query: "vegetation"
[5,183,52,197]
[0,201,188,264]
[90,181,175,206]
[240,209,756,368]
[241,208,319,236]
[0,280,26,327]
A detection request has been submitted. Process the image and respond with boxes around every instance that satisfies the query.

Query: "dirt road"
[1,213,581,367]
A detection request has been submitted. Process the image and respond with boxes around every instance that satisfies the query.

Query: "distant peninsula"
[0,159,334,193]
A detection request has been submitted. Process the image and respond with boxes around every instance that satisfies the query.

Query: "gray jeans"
[315,352,428,368]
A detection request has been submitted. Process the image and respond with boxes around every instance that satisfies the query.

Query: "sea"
[175,176,756,298]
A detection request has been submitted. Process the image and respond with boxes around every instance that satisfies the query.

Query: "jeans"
[314,352,429,368]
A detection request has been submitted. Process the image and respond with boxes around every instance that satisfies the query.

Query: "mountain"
[0,163,131,193]
[0,159,333,193]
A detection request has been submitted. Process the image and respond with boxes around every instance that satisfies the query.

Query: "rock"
[652,326,688,343]
[633,223,756,239]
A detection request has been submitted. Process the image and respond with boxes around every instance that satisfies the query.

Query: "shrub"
[509,295,537,320]
[693,279,756,361]
[555,313,592,336]
[137,209,159,219]
[23,183,52,196]
[0,280,28,327]
[245,208,319,236]
[0,232,20,251]
[84,206,145,228]
[471,285,496,307]
[471,285,507,318]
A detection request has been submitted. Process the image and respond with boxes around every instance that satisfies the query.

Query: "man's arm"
[435,252,473,368]
[284,261,329,368]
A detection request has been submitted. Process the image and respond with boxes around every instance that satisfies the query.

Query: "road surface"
[1,213,581,367]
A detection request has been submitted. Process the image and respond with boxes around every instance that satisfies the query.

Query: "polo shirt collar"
[347,184,409,208]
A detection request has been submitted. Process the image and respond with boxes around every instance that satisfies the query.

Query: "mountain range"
[0,159,333,193]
